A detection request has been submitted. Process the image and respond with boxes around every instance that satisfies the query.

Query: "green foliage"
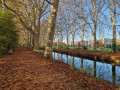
[108,44,112,48]
[116,46,120,52]
[0,10,18,55]
[112,40,116,52]
[96,44,99,48]
[83,45,87,49]
[0,36,9,55]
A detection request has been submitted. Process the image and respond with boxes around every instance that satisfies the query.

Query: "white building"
[83,41,89,46]
[101,38,112,47]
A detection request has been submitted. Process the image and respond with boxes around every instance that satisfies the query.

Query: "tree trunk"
[61,31,63,47]
[44,0,59,58]
[32,37,34,50]
[67,34,69,48]
[94,22,96,50]
[27,32,30,48]
[81,29,84,50]
[112,1,116,52]
[72,29,75,48]
[112,25,116,52]
[29,33,32,49]
[57,33,59,48]
[81,1,84,50]
[72,35,74,48]
[33,33,39,52]
[61,35,63,47]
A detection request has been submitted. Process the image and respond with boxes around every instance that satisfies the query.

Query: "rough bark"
[81,0,84,50]
[61,29,63,47]
[67,32,69,48]
[94,23,97,50]
[33,33,39,52]
[61,35,63,47]
[112,0,116,52]
[57,33,59,48]
[81,29,84,50]
[44,0,59,58]
[72,34,75,48]
[93,0,97,51]
[108,0,116,52]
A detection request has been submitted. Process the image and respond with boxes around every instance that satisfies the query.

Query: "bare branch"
[1,0,34,35]
[45,0,52,5]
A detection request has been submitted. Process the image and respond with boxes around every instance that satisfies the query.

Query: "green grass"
[87,47,112,52]
[68,46,81,49]
[53,45,113,52]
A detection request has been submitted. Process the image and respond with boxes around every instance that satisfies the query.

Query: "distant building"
[100,38,112,47]
[74,38,116,48]
[74,41,80,46]
[74,41,89,46]
[88,38,113,48]
[83,41,88,46]
[88,40,94,47]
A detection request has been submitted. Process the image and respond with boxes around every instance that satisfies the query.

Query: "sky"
[55,0,120,42]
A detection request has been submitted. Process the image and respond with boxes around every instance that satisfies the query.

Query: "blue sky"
[55,0,120,42]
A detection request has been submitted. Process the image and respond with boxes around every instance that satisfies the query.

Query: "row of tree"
[54,0,120,52]
[1,0,120,58]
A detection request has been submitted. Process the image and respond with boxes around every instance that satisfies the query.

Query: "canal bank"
[53,48,120,65]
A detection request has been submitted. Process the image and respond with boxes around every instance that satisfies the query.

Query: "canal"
[40,50,120,85]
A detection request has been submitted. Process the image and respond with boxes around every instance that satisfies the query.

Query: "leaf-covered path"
[0,47,86,90]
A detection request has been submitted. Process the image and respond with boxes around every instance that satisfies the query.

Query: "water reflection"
[52,52,120,85]
[72,57,74,67]
[94,60,96,77]
[61,54,62,61]
[112,65,116,85]
[81,58,83,69]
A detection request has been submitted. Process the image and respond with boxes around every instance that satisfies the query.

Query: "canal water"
[40,50,120,85]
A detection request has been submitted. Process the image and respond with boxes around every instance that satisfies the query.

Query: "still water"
[52,52,120,85]
[40,50,120,85]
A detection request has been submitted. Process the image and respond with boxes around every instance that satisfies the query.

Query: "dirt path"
[0,47,86,90]
[0,47,118,90]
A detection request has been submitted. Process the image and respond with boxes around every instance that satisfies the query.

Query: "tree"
[2,0,49,52]
[104,0,117,52]
[71,0,77,48]
[74,0,90,50]
[44,0,59,58]
[86,0,106,50]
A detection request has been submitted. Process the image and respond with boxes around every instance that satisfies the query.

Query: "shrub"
[83,46,87,49]
[100,47,104,51]
[0,10,18,55]
[116,46,120,52]
[108,44,112,48]
[0,36,10,55]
